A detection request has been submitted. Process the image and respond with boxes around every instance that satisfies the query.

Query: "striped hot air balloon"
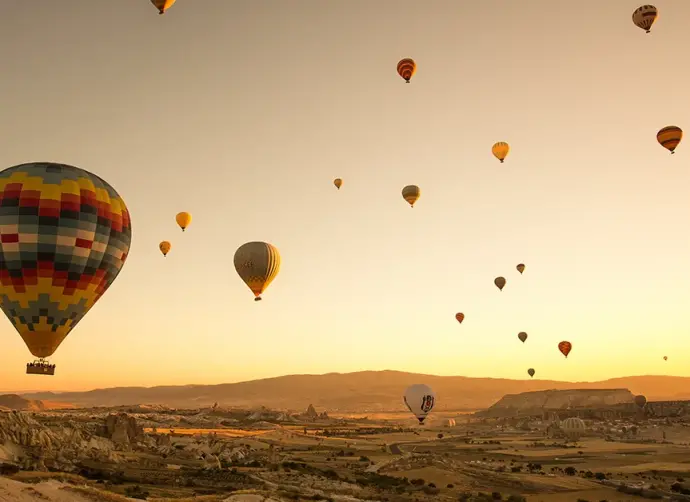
[401,185,420,207]
[234,241,281,301]
[396,58,417,83]
[561,417,586,440]
[151,0,177,15]
[455,313,464,324]
[657,126,683,154]
[632,5,657,33]
[492,142,510,163]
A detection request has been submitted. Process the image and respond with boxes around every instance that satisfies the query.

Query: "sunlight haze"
[0,0,689,391]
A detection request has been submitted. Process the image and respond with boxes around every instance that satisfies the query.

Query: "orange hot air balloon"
[176,212,191,231]
[333,178,342,190]
[159,241,171,257]
[151,0,177,15]
[401,185,420,207]
[518,332,527,343]
[494,276,506,291]
[558,341,572,358]
[397,58,417,83]
[516,263,525,274]
[455,313,464,324]
[657,126,683,154]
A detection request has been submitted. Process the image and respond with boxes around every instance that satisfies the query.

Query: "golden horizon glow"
[0,0,689,391]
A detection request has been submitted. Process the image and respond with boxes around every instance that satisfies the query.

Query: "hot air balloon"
[527,368,535,378]
[657,126,682,154]
[632,5,657,33]
[159,241,171,257]
[397,58,416,83]
[492,142,510,163]
[516,263,525,274]
[494,276,506,291]
[455,313,464,324]
[233,241,281,301]
[176,212,191,231]
[663,356,668,361]
[333,178,342,190]
[558,341,572,358]
[151,0,177,15]
[634,395,647,408]
[518,332,527,343]
[403,384,436,424]
[0,162,132,375]
[561,417,586,441]
[402,185,420,208]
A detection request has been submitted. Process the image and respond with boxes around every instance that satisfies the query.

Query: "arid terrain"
[2,372,690,500]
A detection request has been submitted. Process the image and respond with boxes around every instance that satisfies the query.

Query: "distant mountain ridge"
[20,371,690,411]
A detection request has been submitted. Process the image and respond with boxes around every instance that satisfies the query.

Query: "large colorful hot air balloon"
[234,241,281,301]
[657,126,682,154]
[561,417,586,441]
[176,212,191,231]
[0,162,132,375]
[492,142,510,163]
[632,5,657,33]
[159,241,171,257]
[402,185,420,208]
[494,276,506,291]
[634,394,647,408]
[396,58,417,83]
[333,178,342,190]
[516,263,525,274]
[151,0,177,15]
[558,341,572,358]
[403,384,435,424]
[518,332,527,343]
[527,368,535,378]
[455,313,464,324]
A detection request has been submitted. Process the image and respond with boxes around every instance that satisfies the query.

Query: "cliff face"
[480,388,634,417]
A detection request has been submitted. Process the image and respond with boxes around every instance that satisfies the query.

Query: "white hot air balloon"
[560,417,586,441]
[403,384,436,424]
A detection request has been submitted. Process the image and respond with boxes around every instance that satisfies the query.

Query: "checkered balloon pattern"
[0,162,132,358]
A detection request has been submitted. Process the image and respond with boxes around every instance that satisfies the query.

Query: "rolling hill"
[19,371,690,412]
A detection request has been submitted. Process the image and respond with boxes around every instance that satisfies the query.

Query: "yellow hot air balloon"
[176,212,191,231]
[334,178,343,190]
[492,142,510,163]
[234,241,281,301]
[151,0,177,15]
[397,58,417,83]
[402,185,420,208]
[632,5,657,33]
[657,126,683,154]
[159,241,171,257]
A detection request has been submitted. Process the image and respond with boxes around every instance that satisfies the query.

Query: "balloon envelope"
[634,395,647,408]
[492,142,510,162]
[401,185,420,207]
[333,178,342,189]
[159,241,171,256]
[176,212,191,231]
[558,341,572,358]
[518,332,527,343]
[151,0,177,14]
[0,162,132,358]
[561,417,586,440]
[455,313,464,324]
[657,126,682,153]
[403,384,436,423]
[494,277,506,291]
[517,263,525,274]
[396,58,417,83]
[632,5,657,33]
[233,241,281,301]
[527,368,535,378]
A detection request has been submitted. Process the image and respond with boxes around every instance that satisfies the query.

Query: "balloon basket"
[26,360,55,375]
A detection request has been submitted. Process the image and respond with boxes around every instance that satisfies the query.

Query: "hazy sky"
[0,0,689,391]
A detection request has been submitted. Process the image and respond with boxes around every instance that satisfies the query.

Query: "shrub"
[595,472,606,480]
[564,466,577,476]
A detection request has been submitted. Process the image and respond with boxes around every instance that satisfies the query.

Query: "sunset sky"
[0,0,689,391]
